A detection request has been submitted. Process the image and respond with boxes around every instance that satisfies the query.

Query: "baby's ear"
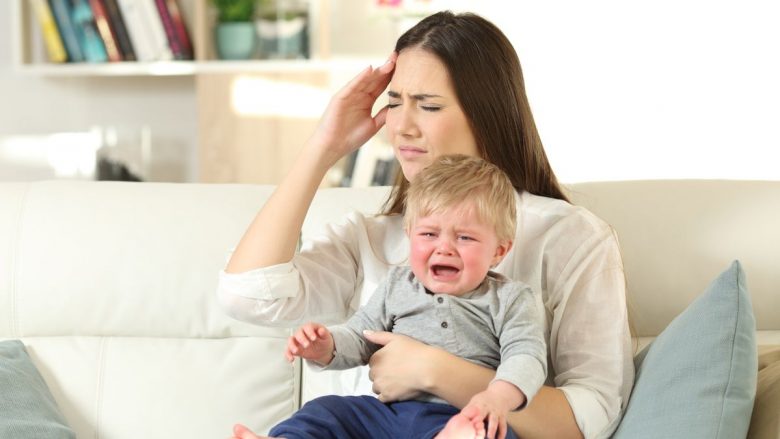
[492,240,513,266]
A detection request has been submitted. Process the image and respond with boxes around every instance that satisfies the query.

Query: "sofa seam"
[95,337,108,439]
[294,356,302,413]
[715,266,741,439]
[9,183,31,338]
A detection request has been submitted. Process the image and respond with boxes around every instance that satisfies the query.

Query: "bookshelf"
[13,0,331,76]
[11,0,401,185]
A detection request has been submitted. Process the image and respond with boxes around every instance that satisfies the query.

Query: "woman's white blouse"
[217,191,634,439]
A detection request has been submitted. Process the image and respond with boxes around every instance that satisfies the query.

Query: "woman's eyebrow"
[387,90,443,100]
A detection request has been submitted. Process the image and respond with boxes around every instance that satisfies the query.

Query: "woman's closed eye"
[386,102,442,112]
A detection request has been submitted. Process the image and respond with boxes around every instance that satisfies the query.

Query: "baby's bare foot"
[231,423,279,439]
[435,413,484,439]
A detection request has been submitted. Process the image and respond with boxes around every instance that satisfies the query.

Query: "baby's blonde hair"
[404,154,517,242]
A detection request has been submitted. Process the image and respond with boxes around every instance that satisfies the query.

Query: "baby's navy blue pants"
[268,395,518,439]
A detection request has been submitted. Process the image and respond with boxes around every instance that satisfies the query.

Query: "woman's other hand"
[308,52,397,167]
[364,330,435,402]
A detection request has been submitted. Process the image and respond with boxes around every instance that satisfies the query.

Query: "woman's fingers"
[362,329,396,346]
[364,55,396,99]
[487,413,498,439]
[340,54,396,104]
[498,419,507,439]
[372,104,390,131]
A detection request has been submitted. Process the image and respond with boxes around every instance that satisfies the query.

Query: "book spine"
[88,0,122,61]
[116,0,156,61]
[48,0,85,62]
[69,0,108,63]
[154,0,184,60]
[32,0,68,63]
[164,0,193,60]
[102,0,136,61]
[136,0,174,61]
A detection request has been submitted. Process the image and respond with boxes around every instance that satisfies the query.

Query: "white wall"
[478,0,780,182]
[0,2,198,182]
[333,0,780,182]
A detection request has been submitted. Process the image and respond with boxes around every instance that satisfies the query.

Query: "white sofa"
[1,180,778,438]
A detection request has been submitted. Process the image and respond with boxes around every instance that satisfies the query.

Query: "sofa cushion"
[748,345,780,439]
[0,340,75,439]
[612,261,757,439]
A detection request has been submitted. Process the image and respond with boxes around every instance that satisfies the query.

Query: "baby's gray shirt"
[322,265,547,406]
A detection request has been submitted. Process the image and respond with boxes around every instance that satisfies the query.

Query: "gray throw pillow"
[612,261,757,438]
[0,339,76,439]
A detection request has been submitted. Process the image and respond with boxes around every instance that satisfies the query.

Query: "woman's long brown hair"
[382,11,568,215]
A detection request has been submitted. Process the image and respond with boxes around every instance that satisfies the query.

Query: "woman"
[219,11,633,439]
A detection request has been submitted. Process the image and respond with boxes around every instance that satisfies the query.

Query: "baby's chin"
[423,281,482,297]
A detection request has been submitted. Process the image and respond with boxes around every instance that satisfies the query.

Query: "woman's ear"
[491,240,513,266]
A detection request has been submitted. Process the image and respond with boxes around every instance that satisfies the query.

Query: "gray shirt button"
[441,321,448,329]
[437,297,444,304]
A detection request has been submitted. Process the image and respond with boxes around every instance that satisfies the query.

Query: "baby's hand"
[460,381,525,439]
[284,322,334,366]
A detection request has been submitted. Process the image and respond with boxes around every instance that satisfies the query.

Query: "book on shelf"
[69,0,109,62]
[164,0,193,60]
[32,0,195,64]
[88,0,121,61]
[31,0,67,63]
[116,0,157,61]
[154,0,193,60]
[48,0,85,62]
[116,0,173,61]
[137,0,175,61]
[101,0,136,61]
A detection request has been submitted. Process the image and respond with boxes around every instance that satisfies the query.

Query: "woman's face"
[385,48,479,181]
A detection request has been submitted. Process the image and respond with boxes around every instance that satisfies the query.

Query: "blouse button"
[441,321,448,329]
[437,297,444,304]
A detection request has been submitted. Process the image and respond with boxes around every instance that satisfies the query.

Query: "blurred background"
[1,0,778,185]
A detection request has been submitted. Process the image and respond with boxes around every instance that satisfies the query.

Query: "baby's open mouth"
[432,264,460,278]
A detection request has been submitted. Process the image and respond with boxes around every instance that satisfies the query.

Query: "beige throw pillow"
[747,345,780,439]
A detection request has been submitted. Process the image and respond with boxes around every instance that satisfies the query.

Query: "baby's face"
[408,204,510,296]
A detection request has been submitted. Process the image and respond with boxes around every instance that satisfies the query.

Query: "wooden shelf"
[15,61,198,77]
[12,57,384,77]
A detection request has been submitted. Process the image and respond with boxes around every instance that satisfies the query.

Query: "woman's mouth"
[398,146,427,160]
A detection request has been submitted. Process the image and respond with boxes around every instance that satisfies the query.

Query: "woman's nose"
[395,106,420,137]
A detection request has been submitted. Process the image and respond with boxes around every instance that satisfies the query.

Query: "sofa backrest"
[566,180,779,345]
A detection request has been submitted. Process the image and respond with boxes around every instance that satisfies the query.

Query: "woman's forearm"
[507,386,583,439]
[225,146,332,273]
[224,59,395,274]
[426,351,583,439]
[425,349,495,408]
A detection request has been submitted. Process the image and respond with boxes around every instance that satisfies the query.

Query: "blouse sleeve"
[216,212,370,327]
[548,225,634,439]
